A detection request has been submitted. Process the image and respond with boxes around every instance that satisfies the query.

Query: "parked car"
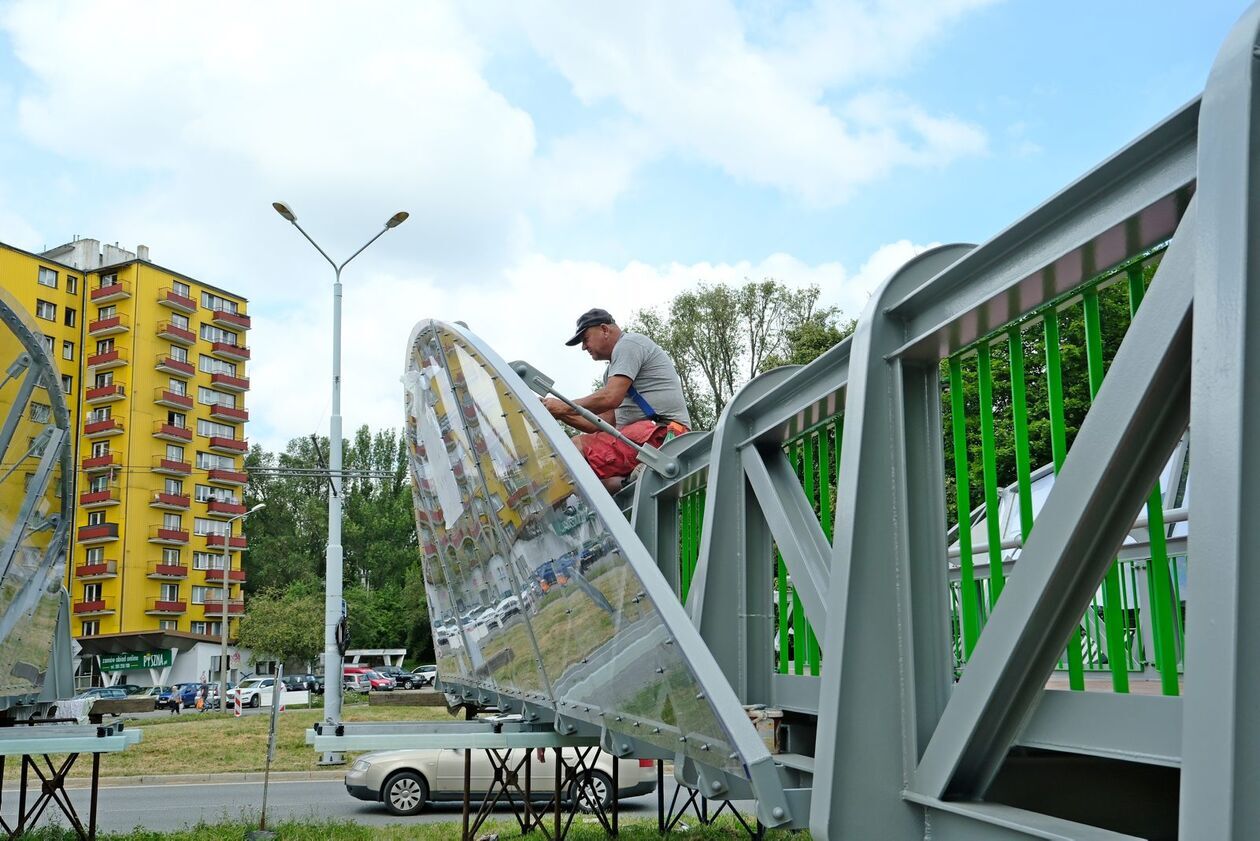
[376,666,420,689]
[176,683,216,708]
[345,747,656,815]
[285,673,323,694]
[362,670,395,691]
[343,672,371,693]
[232,677,276,708]
[135,685,175,709]
[410,665,438,687]
[73,687,127,701]
[115,683,144,696]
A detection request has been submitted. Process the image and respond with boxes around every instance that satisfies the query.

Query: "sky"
[0,0,1244,451]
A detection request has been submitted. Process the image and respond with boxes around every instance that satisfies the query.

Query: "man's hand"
[542,396,570,417]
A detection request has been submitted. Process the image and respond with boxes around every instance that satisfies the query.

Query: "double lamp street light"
[272,202,408,760]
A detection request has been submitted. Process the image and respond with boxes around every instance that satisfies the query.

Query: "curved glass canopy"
[0,287,71,703]
[403,320,757,778]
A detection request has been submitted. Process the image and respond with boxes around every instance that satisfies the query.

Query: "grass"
[68,703,456,778]
[17,815,797,839]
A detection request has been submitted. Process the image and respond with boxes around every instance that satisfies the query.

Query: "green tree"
[236,586,324,666]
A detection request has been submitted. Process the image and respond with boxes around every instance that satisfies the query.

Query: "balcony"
[205,534,247,552]
[90,279,131,303]
[78,488,120,509]
[158,288,197,314]
[87,313,129,337]
[83,417,123,438]
[81,451,118,473]
[84,384,125,404]
[208,404,248,423]
[207,468,247,486]
[157,321,196,345]
[155,354,194,377]
[154,387,193,410]
[74,560,117,580]
[153,421,193,443]
[209,308,250,330]
[209,341,250,362]
[153,456,192,476]
[77,523,119,545]
[87,347,128,371]
[73,598,115,617]
[205,498,247,518]
[207,436,247,455]
[149,526,189,546]
[202,599,245,616]
[145,599,186,616]
[203,568,246,584]
[150,491,190,511]
[209,373,249,392]
[147,561,188,580]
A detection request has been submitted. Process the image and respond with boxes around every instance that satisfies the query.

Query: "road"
[30,778,756,834]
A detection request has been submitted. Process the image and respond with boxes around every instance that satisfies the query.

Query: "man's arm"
[543,375,631,425]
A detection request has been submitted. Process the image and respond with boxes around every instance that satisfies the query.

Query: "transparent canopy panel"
[0,287,71,702]
[402,320,762,778]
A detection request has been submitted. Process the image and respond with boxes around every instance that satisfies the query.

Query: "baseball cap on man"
[564,308,615,346]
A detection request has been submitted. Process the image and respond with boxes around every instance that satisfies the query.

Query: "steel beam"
[911,202,1195,801]
[1180,3,1260,836]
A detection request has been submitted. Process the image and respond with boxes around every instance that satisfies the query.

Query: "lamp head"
[272,202,297,222]
[385,211,409,229]
[249,503,266,514]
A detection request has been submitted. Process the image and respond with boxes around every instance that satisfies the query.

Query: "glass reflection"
[403,320,745,776]
[0,288,70,701]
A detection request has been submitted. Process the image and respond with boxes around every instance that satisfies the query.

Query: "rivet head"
[710,780,722,792]
[772,806,785,819]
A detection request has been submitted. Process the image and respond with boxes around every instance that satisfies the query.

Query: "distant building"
[0,237,251,687]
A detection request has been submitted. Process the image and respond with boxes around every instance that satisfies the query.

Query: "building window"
[90,441,109,457]
[168,411,187,428]
[196,419,235,439]
[194,518,228,537]
[198,356,236,376]
[97,304,115,319]
[35,300,55,321]
[61,375,72,395]
[162,547,180,564]
[170,312,190,329]
[95,338,114,355]
[62,340,73,361]
[166,444,185,460]
[28,402,50,423]
[201,291,237,314]
[169,378,188,396]
[199,324,238,345]
[88,475,109,493]
[195,485,237,504]
[84,546,104,564]
[170,345,189,363]
[37,267,57,288]
[197,388,235,408]
[190,621,222,636]
[83,583,101,602]
[100,273,119,288]
[41,334,54,354]
[88,407,111,423]
[173,280,191,298]
[64,307,76,328]
[196,452,235,470]
[164,478,184,495]
[193,552,225,570]
[81,621,99,636]
[160,583,180,601]
[162,513,182,529]
[159,619,177,631]
[191,586,209,605]
[87,511,105,526]
[66,275,78,295]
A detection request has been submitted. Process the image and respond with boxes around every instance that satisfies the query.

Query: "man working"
[544,308,690,492]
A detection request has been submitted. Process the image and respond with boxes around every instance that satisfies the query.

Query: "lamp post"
[219,502,264,711]
[272,202,408,762]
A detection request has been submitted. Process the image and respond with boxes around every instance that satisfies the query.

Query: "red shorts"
[573,420,671,480]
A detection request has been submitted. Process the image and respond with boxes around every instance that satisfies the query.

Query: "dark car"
[74,686,127,701]
[376,666,420,689]
[177,683,214,708]
[287,673,324,694]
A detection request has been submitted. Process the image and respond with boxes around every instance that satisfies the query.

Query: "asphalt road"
[28,777,756,834]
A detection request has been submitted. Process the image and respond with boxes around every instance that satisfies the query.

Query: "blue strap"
[626,385,659,421]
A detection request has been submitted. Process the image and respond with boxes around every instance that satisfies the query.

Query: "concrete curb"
[20,770,349,791]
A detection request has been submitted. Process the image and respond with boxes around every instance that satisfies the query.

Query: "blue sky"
[0,1,1245,449]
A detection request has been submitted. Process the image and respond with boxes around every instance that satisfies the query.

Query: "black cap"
[564,308,615,346]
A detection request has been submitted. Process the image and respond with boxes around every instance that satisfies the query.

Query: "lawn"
[70,703,456,778]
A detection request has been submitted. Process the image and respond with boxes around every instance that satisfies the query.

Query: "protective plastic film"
[0,288,70,702]
[403,320,748,777]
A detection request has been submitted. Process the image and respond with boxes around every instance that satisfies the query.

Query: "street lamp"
[219,502,264,710]
[272,202,408,761]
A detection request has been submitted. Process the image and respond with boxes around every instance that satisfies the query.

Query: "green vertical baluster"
[1083,287,1130,694]
[1127,267,1180,695]
[819,422,833,543]
[777,548,789,674]
[976,343,1005,604]
[948,357,981,657]
[803,433,822,675]
[1045,311,1086,689]
[1008,329,1035,540]
[791,441,807,675]
[679,493,692,603]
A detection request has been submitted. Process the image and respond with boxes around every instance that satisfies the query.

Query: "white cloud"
[247,242,930,451]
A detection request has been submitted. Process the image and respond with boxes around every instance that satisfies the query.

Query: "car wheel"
[570,769,614,813]
[249,695,261,708]
[383,770,429,816]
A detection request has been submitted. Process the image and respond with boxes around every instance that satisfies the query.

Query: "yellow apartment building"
[0,237,251,685]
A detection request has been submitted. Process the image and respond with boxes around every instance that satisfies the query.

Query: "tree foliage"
[629,278,853,428]
[235,586,324,665]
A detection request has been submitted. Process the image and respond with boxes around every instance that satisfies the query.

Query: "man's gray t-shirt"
[603,332,691,428]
